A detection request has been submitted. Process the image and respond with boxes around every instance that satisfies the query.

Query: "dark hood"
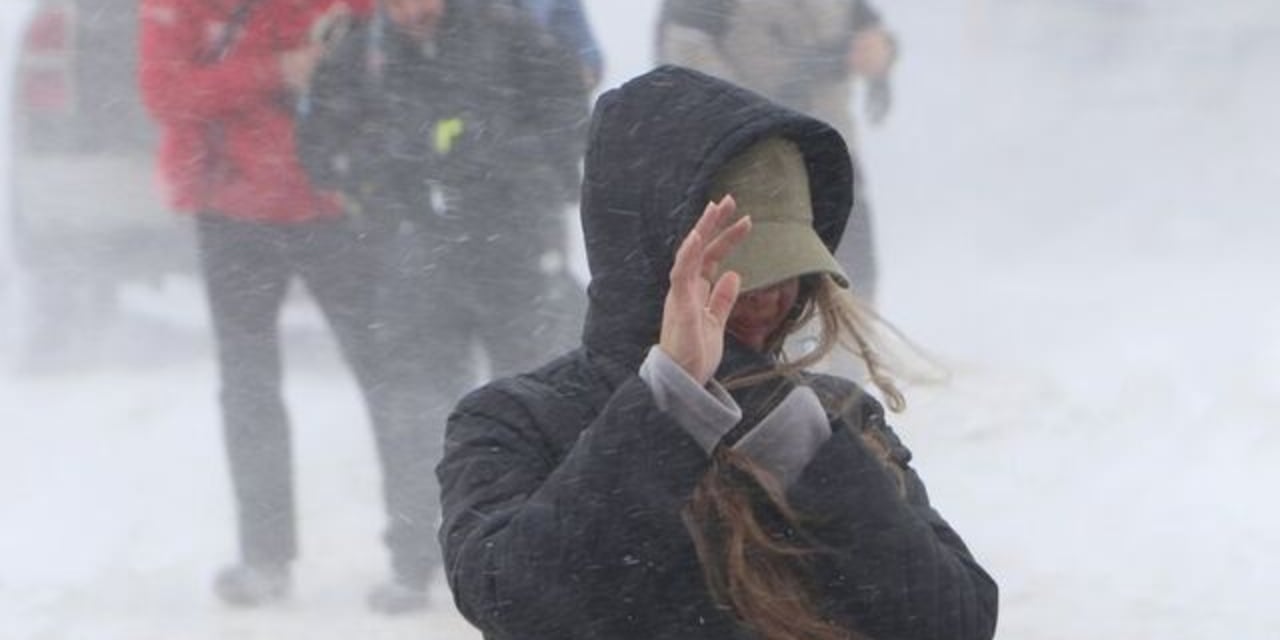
[579,65,854,369]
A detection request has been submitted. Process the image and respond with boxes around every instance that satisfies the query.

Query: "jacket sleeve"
[551,0,604,83]
[437,376,711,638]
[504,16,592,200]
[294,31,364,193]
[138,0,285,124]
[788,409,999,640]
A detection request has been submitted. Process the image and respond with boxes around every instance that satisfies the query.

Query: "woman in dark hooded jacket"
[436,66,998,640]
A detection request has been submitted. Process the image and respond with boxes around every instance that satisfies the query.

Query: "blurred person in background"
[655,0,897,304]
[438,65,997,640]
[508,0,605,90]
[137,0,447,614]
[295,0,590,612]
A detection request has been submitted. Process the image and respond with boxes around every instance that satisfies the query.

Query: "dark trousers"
[196,213,439,586]
[378,222,577,399]
[372,190,584,456]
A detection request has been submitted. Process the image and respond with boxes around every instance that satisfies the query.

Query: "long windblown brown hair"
[682,275,908,640]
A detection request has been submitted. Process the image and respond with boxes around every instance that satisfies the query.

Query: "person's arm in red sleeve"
[138,0,286,124]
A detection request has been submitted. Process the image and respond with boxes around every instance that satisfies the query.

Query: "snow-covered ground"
[3,1,1279,638]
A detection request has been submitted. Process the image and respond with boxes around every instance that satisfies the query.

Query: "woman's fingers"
[706,270,741,325]
[670,195,750,302]
[702,215,751,281]
[669,225,703,287]
[671,198,721,278]
[661,196,746,384]
[672,198,726,286]
[691,195,734,244]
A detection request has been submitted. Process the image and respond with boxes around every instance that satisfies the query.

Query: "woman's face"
[726,278,801,352]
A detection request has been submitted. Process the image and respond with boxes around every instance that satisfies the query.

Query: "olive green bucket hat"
[710,136,850,292]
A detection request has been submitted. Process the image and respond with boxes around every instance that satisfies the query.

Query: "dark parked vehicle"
[4,0,195,368]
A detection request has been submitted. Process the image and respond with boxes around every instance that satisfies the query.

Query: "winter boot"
[367,578,429,615]
[213,563,290,607]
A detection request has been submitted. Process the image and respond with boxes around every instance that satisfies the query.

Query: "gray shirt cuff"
[638,346,741,453]
[731,386,832,488]
[639,346,832,486]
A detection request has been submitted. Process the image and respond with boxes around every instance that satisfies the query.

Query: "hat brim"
[717,221,850,293]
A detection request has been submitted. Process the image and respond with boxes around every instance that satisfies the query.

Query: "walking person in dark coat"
[656,0,898,303]
[295,0,589,612]
[437,65,997,639]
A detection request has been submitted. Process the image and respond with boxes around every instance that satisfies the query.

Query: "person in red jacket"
[138,0,437,614]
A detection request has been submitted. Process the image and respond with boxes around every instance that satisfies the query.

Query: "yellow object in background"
[434,118,465,155]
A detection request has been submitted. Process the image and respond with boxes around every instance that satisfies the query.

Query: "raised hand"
[659,196,752,385]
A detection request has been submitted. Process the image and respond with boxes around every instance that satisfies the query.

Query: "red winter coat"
[139,0,373,221]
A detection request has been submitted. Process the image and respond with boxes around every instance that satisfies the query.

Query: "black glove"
[714,336,798,449]
[865,76,892,125]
